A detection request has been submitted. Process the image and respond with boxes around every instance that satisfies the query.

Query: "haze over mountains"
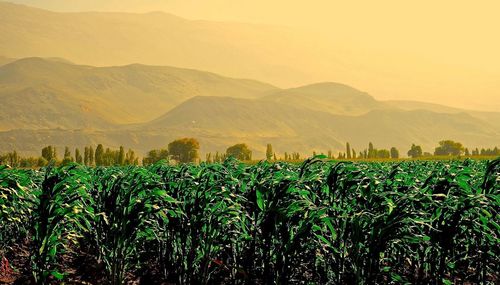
[0,1,498,158]
[1,1,500,112]
[0,57,275,130]
[0,56,498,157]
[0,1,318,88]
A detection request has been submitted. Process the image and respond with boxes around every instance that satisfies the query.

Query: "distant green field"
[0,158,498,284]
[243,155,499,165]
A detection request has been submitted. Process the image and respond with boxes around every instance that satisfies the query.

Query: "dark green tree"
[142,149,169,165]
[62,146,73,165]
[95,144,104,166]
[390,147,399,159]
[6,151,20,167]
[118,146,125,165]
[346,142,352,159]
[168,138,200,163]
[407,144,423,158]
[102,147,115,166]
[434,140,464,156]
[368,142,375,158]
[125,149,138,165]
[266,144,273,160]
[377,149,390,159]
[41,146,57,162]
[75,148,83,164]
[226,143,252,161]
[84,147,89,166]
[89,146,95,166]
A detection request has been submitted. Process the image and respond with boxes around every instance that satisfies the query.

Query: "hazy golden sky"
[7,0,500,111]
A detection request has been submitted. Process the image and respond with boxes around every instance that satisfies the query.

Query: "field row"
[0,158,499,284]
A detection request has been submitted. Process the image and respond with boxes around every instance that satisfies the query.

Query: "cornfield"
[0,157,498,284]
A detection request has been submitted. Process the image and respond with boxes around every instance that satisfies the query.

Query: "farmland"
[0,158,499,284]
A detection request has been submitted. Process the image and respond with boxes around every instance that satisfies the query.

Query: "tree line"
[0,138,499,167]
[0,144,140,168]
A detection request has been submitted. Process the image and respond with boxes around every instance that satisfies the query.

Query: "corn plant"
[30,164,93,284]
[0,166,37,256]
[0,157,498,284]
[151,158,248,284]
[90,166,179,285]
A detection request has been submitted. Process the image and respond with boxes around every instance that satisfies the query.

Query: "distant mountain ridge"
[0,57,277,130]
[0,57,498,157]
[261,82,387,115]
[0,1,324,87]
[1,1,499,113]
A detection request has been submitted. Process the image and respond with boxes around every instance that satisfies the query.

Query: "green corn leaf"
[51,271,64,280]
[256,189,264,211]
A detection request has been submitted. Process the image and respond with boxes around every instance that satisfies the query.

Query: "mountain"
[142,96,500,155]
[2,2,499,112]
[0,57,277,130]
[3,94,497,157]
[384,100,464,114]
[330,109,499,151]
[261,82,387,115]
[385,100,500,132]
[0,1,327,87]
[0,57,498,158]
[145,96,345,152]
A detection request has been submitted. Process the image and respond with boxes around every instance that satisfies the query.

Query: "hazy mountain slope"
[385,100,500,132]
[142,96,500,155]
[0,85,113,130]
[1,96,498,157]
[384,100,464,113]
[0,57,277,130]
[333,110,500,152]
[0,1,328,87]
[146,96,345,151]
[0,55,497,157]
[261,82,387,115]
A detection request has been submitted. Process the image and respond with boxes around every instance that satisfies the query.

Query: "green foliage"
[75,148,83,164]
[61,146,73,165]
[434,140,465,156]
[408,143,423,158]
[0,151,20,167]
[0,158,498,284]
[142,148,169,165]
[41,146,57,162]
[226,143,252,161]
[390,146,399,159]
[95,144,104,166]
[30,165,93,284]
[266,144,273,160]
[0,166,38,254]
[168,138,200,163]
[346,142,352,159]
[90,166,178,285]
[118,146,125,166]
[376,149,390,158]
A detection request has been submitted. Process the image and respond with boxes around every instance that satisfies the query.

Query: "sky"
[6,0,500,111]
